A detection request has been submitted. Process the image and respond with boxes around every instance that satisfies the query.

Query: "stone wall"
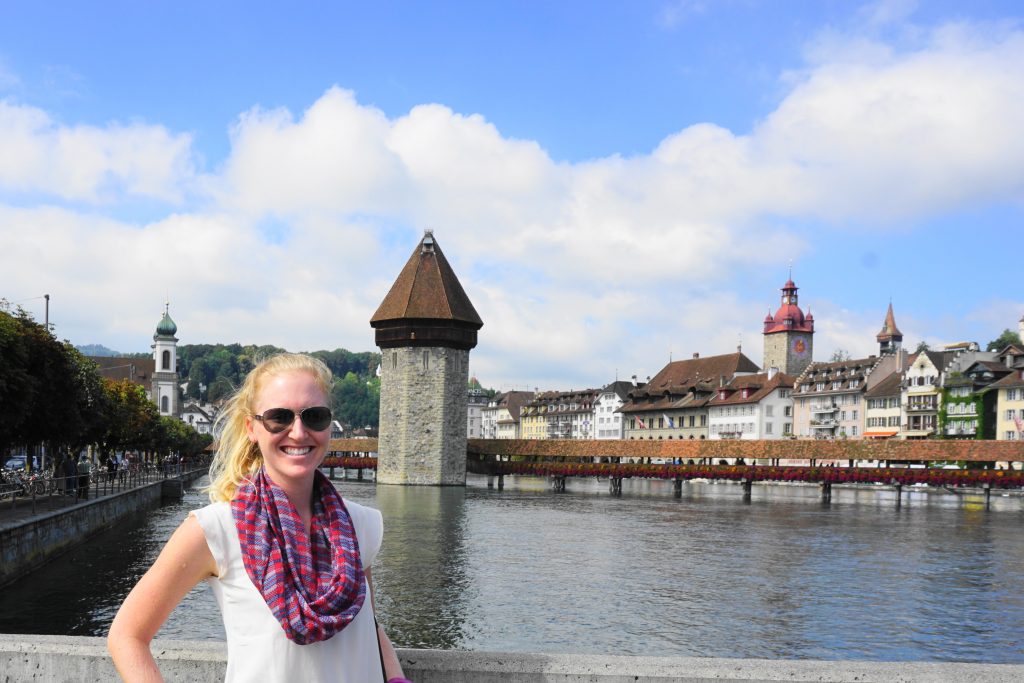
[378,346,469,485]
[2,636,1022,682]
[0,483,162,587]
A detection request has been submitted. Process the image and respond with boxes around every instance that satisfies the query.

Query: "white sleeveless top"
[191,500,384,682]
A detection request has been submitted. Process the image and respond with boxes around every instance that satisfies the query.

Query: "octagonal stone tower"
[371,230,483,485]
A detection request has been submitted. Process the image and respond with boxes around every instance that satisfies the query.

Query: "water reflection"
[2,473,1023,664]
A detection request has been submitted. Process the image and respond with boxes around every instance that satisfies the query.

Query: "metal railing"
[0,461,207,516]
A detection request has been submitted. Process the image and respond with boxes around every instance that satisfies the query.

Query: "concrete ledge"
[2,635,1023,682]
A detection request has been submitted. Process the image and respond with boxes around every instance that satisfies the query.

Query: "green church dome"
[156,306,177,337]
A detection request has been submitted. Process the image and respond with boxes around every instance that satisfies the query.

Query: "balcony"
[812,404,839,414]
[904,403,937,413]
[810,419,838,429]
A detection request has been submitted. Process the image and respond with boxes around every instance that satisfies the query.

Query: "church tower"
[151,302,179,417]
[876,302,904,355]
[762,277,814,376]
[371,231,483,486]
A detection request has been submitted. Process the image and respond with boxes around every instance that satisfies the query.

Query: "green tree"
[914,341,930,353]
[987,328,1022,352]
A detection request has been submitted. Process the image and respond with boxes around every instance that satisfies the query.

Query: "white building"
[707,370,795,440]
[595,381,633,439]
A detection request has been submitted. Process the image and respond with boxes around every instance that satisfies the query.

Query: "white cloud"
[3,19,1024,387]
[0,100,195,202]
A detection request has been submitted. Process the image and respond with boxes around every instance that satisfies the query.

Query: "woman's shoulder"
[343,499,382,529]
[190,500,232,525]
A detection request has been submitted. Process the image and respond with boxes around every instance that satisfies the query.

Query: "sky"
[1,0,1022,392]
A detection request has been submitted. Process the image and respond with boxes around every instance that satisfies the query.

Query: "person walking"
[108,353,408,682]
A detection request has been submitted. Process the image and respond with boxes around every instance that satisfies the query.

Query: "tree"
[829,349,851,362]
[986,328,1022,352]
[914,341,930,353]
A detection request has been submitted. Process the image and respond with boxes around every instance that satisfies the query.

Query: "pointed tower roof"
[876,302,903,342]
[371,230,483,350]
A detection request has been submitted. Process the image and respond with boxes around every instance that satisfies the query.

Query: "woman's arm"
[107,515,217,682]
[366,567,406,681]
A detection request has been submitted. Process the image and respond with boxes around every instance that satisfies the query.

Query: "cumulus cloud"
[3,18,1024,386]
[0,100,195,202]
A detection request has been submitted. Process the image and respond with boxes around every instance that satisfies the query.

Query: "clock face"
[791,337,809,357]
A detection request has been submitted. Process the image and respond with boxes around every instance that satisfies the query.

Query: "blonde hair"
[207,353,333,502]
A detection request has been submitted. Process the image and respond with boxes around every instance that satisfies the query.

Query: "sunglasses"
[253,406,333,434]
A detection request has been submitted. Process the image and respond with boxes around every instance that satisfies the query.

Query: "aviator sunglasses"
[252,406,333,434]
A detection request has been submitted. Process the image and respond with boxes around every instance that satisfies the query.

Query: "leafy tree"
[987,328,1022,352]
[914,341,930,353]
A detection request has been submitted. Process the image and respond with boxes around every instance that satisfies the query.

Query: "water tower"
[371,231,483,485]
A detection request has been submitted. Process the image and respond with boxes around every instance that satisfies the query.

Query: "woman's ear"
[245,415,257,443]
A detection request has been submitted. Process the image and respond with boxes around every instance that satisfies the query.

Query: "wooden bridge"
[323,437,1024,505]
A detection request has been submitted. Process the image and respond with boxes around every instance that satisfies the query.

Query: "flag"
[1014,412,1024,438]
[636,417,646,429]
[663,413,674,428]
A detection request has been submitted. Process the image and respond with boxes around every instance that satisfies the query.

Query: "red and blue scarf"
[231,467,366,644]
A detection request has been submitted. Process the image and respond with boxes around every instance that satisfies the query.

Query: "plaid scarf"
[231,467,366,644]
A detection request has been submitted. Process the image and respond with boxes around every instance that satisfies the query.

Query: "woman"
[108,353,408,682]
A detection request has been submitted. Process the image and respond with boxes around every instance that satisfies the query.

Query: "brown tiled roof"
[498,390,534,421]
[621,352,759,413]
[370,231,482,326]
[988,369,1024,390]
[708,372,795,406]
[89,356,155,386]
[864,371,902,398]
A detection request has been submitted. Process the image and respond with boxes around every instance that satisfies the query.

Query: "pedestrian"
[108,353,408,682]
[78,455,93,499]
[62,455,79,498]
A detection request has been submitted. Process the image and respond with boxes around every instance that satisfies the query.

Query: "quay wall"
[2,635,1022,682]
[0,470,206,588]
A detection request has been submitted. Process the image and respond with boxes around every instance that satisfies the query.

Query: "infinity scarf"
[231,467,366,644]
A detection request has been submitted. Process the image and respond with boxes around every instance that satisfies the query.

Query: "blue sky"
[1,1,1022,390]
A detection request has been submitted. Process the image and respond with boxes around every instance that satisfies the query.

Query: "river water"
[2,474,1023,663]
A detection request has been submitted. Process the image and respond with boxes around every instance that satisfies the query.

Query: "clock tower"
[762,277,814,376]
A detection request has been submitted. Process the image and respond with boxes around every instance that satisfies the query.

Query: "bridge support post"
[742,479,752,501]
[609,477,622,495]
[893,481,902,508]
[487,475,494,489]
[498,474,504,490]
[984,483,991,510]
[820,482,832,503]
[673,478,682,498]
[357,468,363,481]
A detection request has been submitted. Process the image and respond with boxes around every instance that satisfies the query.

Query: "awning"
[863,430,898,438]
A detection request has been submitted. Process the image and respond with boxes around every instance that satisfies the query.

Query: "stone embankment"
[0,467,207,587]
[1,635,1022,682]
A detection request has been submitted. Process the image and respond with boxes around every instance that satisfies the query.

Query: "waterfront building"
[793,356,884,439]
[762,276,815,376]
[467,379,488,438]
[706,368,794,440]
[520,389,600,439]
[484,391,532,439]
[901,351,954,439]
[990,369,1024,440]
[595,381,633,439]
[864,371,903,439]
[941,360,1009,439]
[620,351,759,440]
[371,230,483,485]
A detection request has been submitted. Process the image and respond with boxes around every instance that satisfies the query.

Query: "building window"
[765,405,774,417]
[161,350,171,370]
[1009,389,1018,401]
[161,395,169,413]
[783,423,792,435]
[765,422,773,434]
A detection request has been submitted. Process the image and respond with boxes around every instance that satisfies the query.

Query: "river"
[2,474,1022,663]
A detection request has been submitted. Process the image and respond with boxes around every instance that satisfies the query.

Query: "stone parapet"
[2,636,1023,682]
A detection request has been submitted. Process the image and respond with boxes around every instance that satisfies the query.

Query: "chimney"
[693,352,700,359]
[767,366,779,380]
[720,375,727,387]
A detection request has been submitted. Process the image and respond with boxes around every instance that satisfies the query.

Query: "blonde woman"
[109,353,408,682]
